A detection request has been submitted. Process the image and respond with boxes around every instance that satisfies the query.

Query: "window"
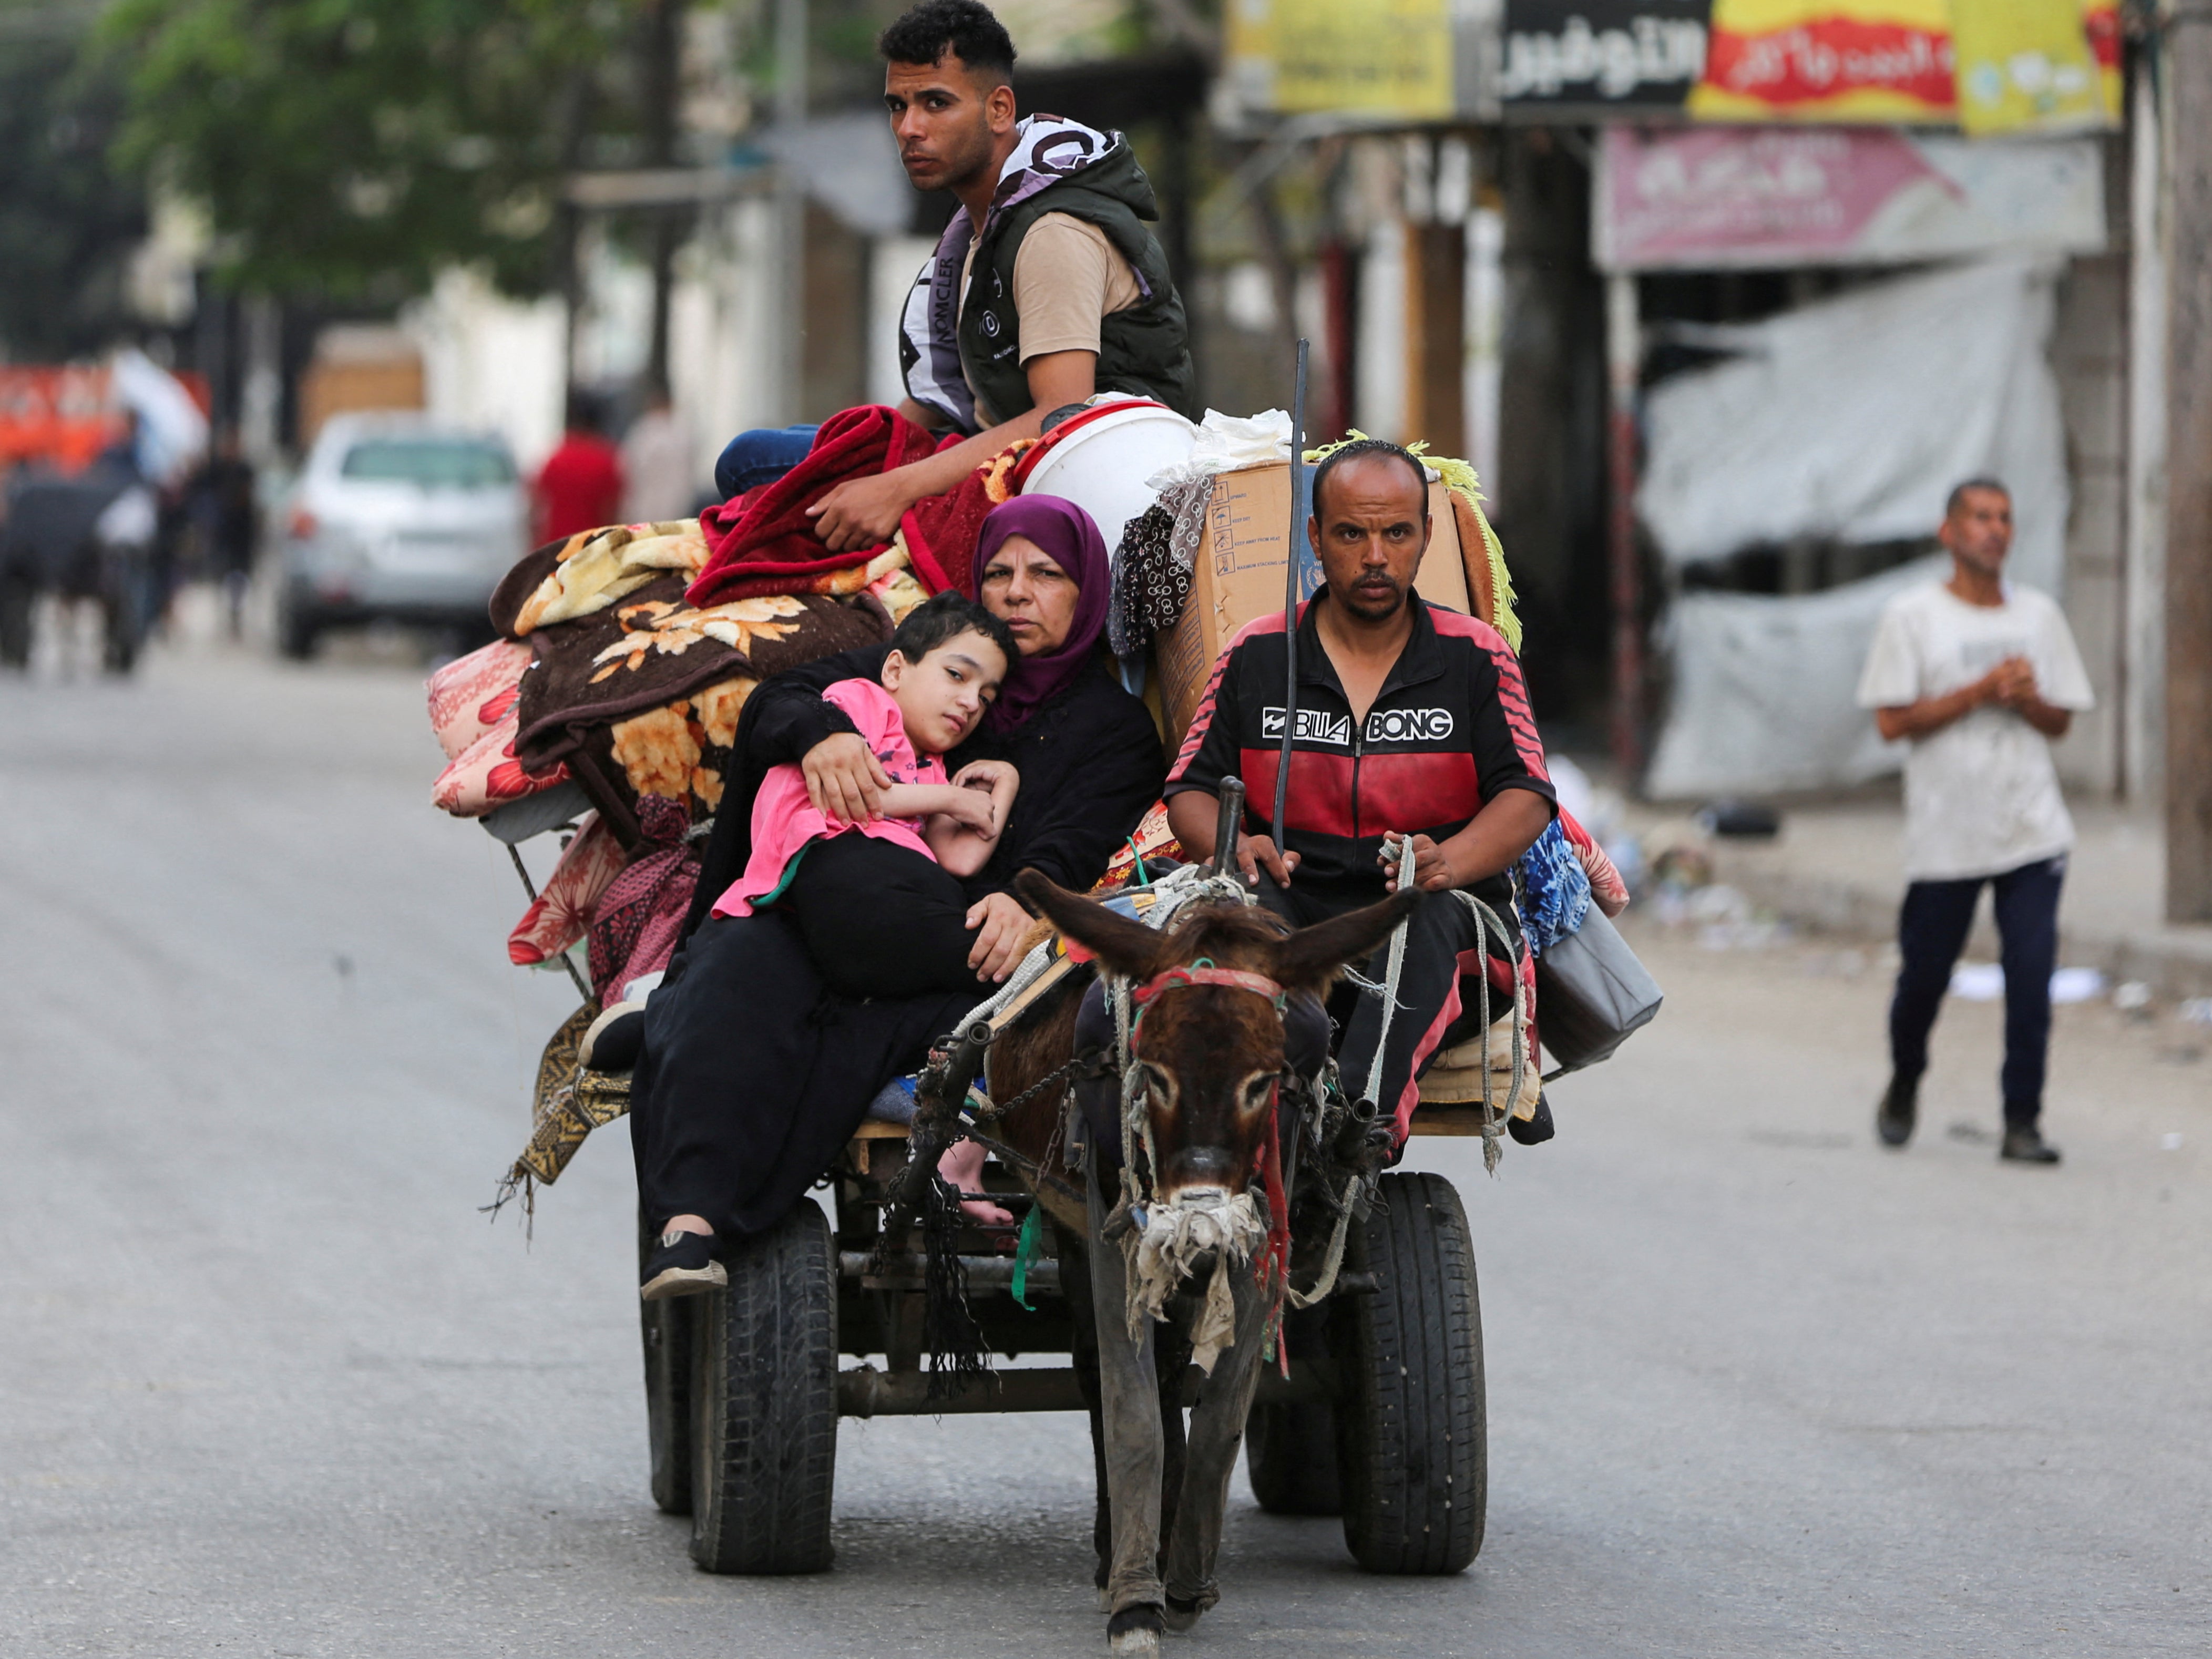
[341,439,515,488]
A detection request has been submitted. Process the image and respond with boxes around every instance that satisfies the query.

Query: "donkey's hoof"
[1162,1594,1203,1634]
[1095,1586,1112,1614]
[1108,1604,1164,1654]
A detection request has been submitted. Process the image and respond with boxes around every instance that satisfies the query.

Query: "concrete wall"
[2050,252,2129,795]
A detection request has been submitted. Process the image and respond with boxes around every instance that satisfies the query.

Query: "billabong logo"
[1261,707,1351,746]
[1364,707,1455,743]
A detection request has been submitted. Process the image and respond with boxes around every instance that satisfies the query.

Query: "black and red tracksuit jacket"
[1165,591,1555,910]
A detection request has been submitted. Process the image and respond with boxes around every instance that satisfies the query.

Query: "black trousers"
[630,909,973,1237]
[778,831,994,1000]
[1255,879,1522,1140]
[1889,854,2064,1128]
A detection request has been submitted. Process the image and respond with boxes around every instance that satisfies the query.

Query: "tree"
[99,0,633,304]
[0,7,150,358]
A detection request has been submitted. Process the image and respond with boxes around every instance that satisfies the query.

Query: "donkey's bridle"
[1129,960,1286,1017]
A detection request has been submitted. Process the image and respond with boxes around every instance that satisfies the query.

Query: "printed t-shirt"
[959,212,1141,427]
[1856,580,2095,882]
[711,678,945,918]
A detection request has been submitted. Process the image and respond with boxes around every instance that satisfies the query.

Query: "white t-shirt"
[1856,581,2094,882]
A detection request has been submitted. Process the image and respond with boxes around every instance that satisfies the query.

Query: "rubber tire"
[1247,1399,1343,1515]
[1335,1170,1486,1574]
[639,1213,694,1515]
[687,1202,838,1573]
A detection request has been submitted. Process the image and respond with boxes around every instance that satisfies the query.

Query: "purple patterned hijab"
[970,495,1111,733]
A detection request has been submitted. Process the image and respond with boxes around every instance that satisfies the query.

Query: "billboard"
[1593,124,2108,271]
[1499,1,1712,115]
[1225,0,1458,119]
[1502,1,2121,132]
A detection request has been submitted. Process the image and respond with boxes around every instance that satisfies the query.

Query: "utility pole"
[775,0,807,419]
[2167,0,2212,920]
[641,0,686,396]
[1604,269,1643,783]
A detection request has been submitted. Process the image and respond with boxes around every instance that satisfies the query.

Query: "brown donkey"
[982,869,1414,1653]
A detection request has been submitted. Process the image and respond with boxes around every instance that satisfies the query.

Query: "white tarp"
[1637,257,2066,591]
[1644,556,1941,798]
[1638,258,2070,797]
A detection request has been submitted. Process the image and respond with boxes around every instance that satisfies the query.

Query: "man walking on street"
[1857,479,2094,1164]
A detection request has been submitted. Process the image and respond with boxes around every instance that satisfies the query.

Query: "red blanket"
[690,406,936,605]
[688,403,1002,606]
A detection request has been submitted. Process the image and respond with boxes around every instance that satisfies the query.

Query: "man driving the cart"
[1148,439,1560,1148]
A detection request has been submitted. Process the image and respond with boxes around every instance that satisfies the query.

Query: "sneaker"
[1875,1077,1917,1148]
[640,1227,726,1300]
[1999,1127,2062,1165]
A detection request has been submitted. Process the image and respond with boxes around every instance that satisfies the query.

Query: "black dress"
[633,648,1164,1240]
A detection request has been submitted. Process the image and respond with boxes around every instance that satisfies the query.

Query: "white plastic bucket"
[1018,402,1197,560]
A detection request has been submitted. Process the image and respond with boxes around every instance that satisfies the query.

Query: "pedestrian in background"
[620,381,695,524]
[1856,478,2094,1164]
[533,391,624,545]
[186,425,258,638]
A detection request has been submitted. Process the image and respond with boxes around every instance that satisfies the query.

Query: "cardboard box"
[1155,463,1470,746]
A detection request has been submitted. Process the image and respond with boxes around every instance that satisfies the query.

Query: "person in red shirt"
[534,391,625,544]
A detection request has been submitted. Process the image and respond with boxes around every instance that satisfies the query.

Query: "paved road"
[5,635,2208,1657]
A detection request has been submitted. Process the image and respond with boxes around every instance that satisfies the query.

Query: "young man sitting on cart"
[713,0,1200,541]
[1148,439,1560,1146]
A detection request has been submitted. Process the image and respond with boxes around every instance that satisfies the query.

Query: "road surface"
[4,630,2206,1656]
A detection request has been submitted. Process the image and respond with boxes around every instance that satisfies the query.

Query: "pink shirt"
[711,678,946,919]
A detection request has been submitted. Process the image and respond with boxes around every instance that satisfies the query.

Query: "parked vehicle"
[275,415,526,657]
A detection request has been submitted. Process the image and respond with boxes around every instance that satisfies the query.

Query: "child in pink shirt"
[710,593,1020,1000]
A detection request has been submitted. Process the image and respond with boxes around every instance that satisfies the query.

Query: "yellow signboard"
[1226,0,1456,119]
[1951,0,2105,135]
[1688,0,1959,125]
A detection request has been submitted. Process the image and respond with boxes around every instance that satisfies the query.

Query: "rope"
[1357,836,1419,1111]
[1282,1171,1363,1310]
[1442,887,1529,1176]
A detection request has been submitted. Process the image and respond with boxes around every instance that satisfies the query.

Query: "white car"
[276,415,527,657]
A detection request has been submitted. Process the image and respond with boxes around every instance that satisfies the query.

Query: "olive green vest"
[956,144,1199,427]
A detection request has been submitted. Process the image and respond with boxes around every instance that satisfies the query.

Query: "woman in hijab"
[631,495,1163,1288]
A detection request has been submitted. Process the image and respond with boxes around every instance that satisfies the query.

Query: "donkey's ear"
[1016,869,1171,981]
[1267,888,1422,994]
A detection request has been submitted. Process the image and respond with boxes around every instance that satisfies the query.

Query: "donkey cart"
[640,1115,1490,1577]
[627,824,1507,1586]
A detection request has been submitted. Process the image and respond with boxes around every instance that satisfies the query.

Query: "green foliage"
[0,9,149,357]
[99,0,635,302]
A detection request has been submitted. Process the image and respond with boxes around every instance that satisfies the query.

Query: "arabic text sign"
[1500,1,1711,111]
[1594,126,2108,272]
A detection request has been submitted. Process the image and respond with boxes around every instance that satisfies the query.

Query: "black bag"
[1533,907,1663,1073]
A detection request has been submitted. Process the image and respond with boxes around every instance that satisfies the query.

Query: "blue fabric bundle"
[1515,817,1592,957]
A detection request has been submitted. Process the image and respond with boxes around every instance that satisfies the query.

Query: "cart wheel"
[639,1212,693,1515]
[687,1201,838,1573]
[1335,1170,1486,1574]
[1246,1304,1343,1515]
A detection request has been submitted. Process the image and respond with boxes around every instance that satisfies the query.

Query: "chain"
[965,1053,1089,1126]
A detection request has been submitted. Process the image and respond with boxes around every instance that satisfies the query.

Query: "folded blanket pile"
[688,404,1019,608]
